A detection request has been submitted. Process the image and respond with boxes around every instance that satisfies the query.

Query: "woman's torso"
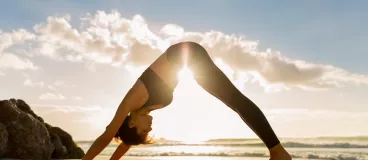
[133,53,179,112]
[138,68,174,111]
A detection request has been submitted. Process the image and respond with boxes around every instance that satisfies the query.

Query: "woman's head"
[114,112,154,145]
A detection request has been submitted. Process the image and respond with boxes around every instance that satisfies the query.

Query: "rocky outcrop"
[0,123,8,157]
[0,99,85,159]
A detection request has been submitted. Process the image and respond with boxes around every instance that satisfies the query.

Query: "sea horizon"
[75,135,368,143]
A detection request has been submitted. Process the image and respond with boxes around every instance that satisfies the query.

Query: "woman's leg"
[165,41,280,149]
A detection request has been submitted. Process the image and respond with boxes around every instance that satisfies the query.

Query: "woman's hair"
[113,115,154,145]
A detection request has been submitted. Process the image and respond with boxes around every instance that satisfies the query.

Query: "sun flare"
[177,66,194,81]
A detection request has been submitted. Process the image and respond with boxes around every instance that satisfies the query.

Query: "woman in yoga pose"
[82,42,291,160]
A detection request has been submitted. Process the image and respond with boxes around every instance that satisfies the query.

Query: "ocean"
[77,137,368,160]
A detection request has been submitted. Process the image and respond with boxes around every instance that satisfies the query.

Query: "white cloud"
[66,54,83,62]
[47,85,56,91]
[0,29,37,75]
[52,80,67,87]
[33,13,128,64]
[0,29,35,53]
[73,96,83,100]
[36,42,63,60]
[39,92,66,100]
[160,24,185,37]
[0,53,38,70]
[31,103,102,114]
[1,11,367,90]
[46,80,69,91]
[23,79,70,91]
[23,79,44,88]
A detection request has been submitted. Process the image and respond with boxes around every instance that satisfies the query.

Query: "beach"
[94,156,304,160]
[95,156,307,160]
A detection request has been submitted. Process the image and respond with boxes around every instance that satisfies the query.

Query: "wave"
[141,142,368,148]
[77,136,368,144]
[99,151,364,160]
[77,141,368,148]
[206,136,368,142]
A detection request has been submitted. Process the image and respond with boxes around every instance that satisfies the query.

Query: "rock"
[44,122,52,129]
[49,127,76,150]
[0,123,8,157]
[10,98,45,123]
[2,104,54,159]
[68,146,85,159]
[49,131,68,158]
[5,118,53,159]
[0,100,21,126]
[48,126,84,159]
[0,99,85,159]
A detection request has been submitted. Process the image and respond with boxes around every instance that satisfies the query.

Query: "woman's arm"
[82,132,114,160]
[82,102,131,160]
[110,143,131,160]
[82,80,149,160]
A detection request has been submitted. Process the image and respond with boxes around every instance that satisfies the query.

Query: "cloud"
[0,53,38,71]
[32,13,128,63]
[0,29,35,53]
[23,79,69,92]
[0,29,38,75]
[1,10,367,90]
[31,103,102,114]
[23,79,45,88]
[47,85,56,91]
[52,80,68,87]
[45,80,69,91]
[39,92,66,100]
[73,96,83,101]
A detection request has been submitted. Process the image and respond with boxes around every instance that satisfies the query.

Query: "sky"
[0,0,368,142]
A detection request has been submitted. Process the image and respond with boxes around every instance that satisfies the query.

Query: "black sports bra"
[138,68,174,109]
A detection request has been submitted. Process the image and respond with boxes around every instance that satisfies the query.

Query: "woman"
[82,41,292,160]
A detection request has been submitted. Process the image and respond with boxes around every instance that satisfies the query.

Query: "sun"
[177,66,194,81]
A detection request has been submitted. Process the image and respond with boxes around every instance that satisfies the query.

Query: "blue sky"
[1,0,368,140]
[1,0,367,74]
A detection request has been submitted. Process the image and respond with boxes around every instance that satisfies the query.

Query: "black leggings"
[165,41,280,149]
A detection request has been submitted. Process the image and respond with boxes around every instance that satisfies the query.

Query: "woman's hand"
[110,142,131,160]
[82,134,113,160]
[269,144,292,160]
[270,152,292,160]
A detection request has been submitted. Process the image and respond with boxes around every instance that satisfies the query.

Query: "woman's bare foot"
[269,144,292,160]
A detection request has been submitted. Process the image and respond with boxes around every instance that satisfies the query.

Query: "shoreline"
[91,156,309,160]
